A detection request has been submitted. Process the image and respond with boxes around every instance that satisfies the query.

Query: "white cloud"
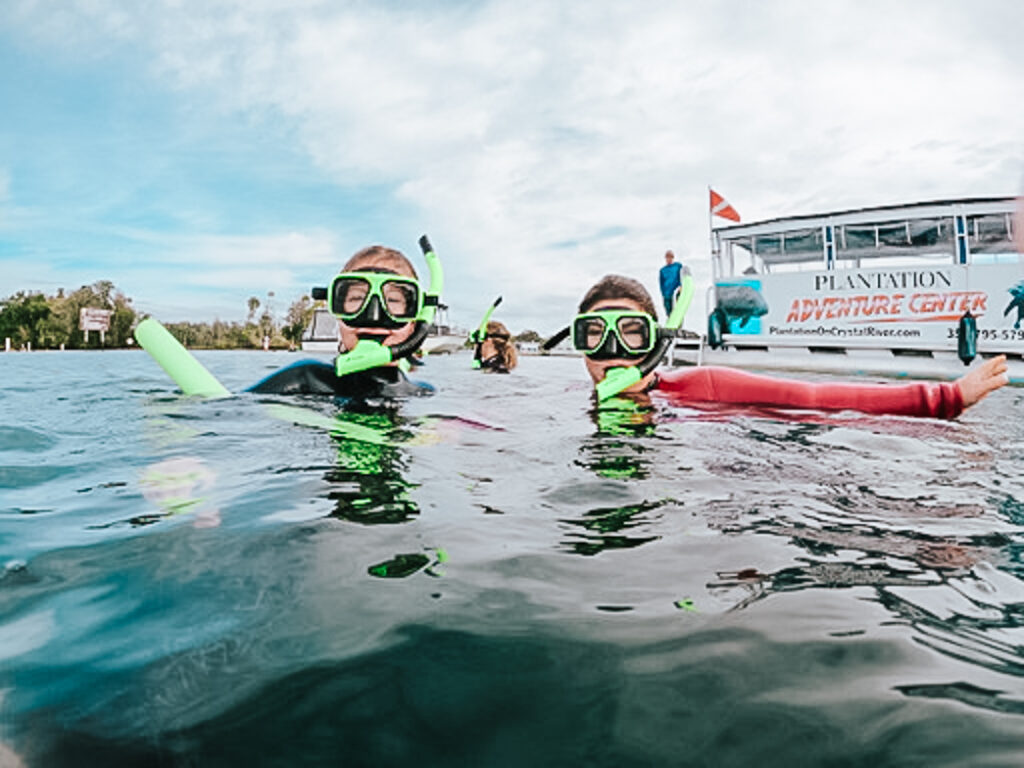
[7,0,1024,333]
[129,230,342,319]
[174,230,339,268]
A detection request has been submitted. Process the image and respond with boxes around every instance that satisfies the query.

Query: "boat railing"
[712,197,1018,277]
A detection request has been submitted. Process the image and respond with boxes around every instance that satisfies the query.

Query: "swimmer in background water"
[468,295,516,372]
[248,244,438,398]
[474,321,518,373]
[554,274,1007,418]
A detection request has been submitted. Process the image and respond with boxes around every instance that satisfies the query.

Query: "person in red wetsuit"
[574,275,1008,419]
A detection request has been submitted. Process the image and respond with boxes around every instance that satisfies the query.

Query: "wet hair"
[578,274,658,317]
[483,320,518,371]
[342,245,417,278]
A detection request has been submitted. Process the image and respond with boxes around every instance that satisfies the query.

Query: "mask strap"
[542,326,570,351]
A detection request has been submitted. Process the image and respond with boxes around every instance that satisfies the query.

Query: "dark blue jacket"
[659,262,683,298]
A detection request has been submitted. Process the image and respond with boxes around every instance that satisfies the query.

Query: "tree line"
[1,281,548,351]
[0,281,317,350]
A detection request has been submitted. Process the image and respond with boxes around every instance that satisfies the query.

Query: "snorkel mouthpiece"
[596,366,643,401]
[335,338,394,377]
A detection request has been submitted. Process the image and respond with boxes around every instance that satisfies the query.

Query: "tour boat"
[674,197,1024,383]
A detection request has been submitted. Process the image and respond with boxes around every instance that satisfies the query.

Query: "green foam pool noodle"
[134,317,230,398]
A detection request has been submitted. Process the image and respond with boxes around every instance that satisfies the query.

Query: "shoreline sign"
[80,307,113,344]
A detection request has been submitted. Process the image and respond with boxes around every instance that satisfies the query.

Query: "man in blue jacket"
[658,250,686,317]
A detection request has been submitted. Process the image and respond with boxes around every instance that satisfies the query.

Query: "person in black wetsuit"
[248,244,435,399]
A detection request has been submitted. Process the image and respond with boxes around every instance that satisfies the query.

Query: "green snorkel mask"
[469,296,502,369]
[312,235,444,378]
[544,274,694,401]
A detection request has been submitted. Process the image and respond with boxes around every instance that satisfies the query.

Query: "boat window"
[878,223,909,247]
[715,200,1018,272]
[754,235,782,255]
[908,218,950,247]
[839,218,954,256]
[840,225,876,250]
[971,214,1011,243]
[781,228,822,253]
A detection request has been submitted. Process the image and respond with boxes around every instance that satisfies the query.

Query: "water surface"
[3,350,1024,766]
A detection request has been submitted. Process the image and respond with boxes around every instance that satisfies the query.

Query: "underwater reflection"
[709,516,1009,610]
[575,395,656,479]
[562,395,665,555]
[710,515,1024,714]
[560,498,668,556]
[322,403,419,525]
[138,456,221,528]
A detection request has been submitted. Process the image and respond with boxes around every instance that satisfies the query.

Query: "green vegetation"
[0,281,136,350]
[515,329,543,343]
[0,281,319,350]
[462,328,542,349]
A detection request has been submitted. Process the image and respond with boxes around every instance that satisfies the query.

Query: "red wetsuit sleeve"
[655,366,964,419]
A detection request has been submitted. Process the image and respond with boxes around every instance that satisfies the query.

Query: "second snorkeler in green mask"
[557,273,1007,418]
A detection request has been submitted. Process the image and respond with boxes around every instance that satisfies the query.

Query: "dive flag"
[710,189,740,222]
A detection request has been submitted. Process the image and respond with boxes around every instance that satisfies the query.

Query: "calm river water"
[3,349,1024,767]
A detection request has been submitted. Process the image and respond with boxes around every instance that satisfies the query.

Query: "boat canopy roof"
[714,196,1018,266]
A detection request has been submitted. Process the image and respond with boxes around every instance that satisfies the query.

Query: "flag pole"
[708,185,716,280]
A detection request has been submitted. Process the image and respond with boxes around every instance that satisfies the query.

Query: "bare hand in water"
[958,354,1009,408]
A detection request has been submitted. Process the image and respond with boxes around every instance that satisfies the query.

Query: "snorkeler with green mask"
[247,237,443,398]
[545,273,692,400]
[552,273,1007,417]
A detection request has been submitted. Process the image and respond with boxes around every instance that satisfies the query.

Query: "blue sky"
[1,0,1022,333]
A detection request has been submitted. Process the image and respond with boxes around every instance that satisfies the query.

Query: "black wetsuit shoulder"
[246,359,433,397]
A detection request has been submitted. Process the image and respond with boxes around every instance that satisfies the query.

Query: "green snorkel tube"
[470,296,502,369]
[593,274,694,402]
[328,235,444,378]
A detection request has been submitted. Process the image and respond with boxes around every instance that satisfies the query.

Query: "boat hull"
[671,340,1024,384]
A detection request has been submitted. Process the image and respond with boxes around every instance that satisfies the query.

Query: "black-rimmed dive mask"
[328,270,422,330]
